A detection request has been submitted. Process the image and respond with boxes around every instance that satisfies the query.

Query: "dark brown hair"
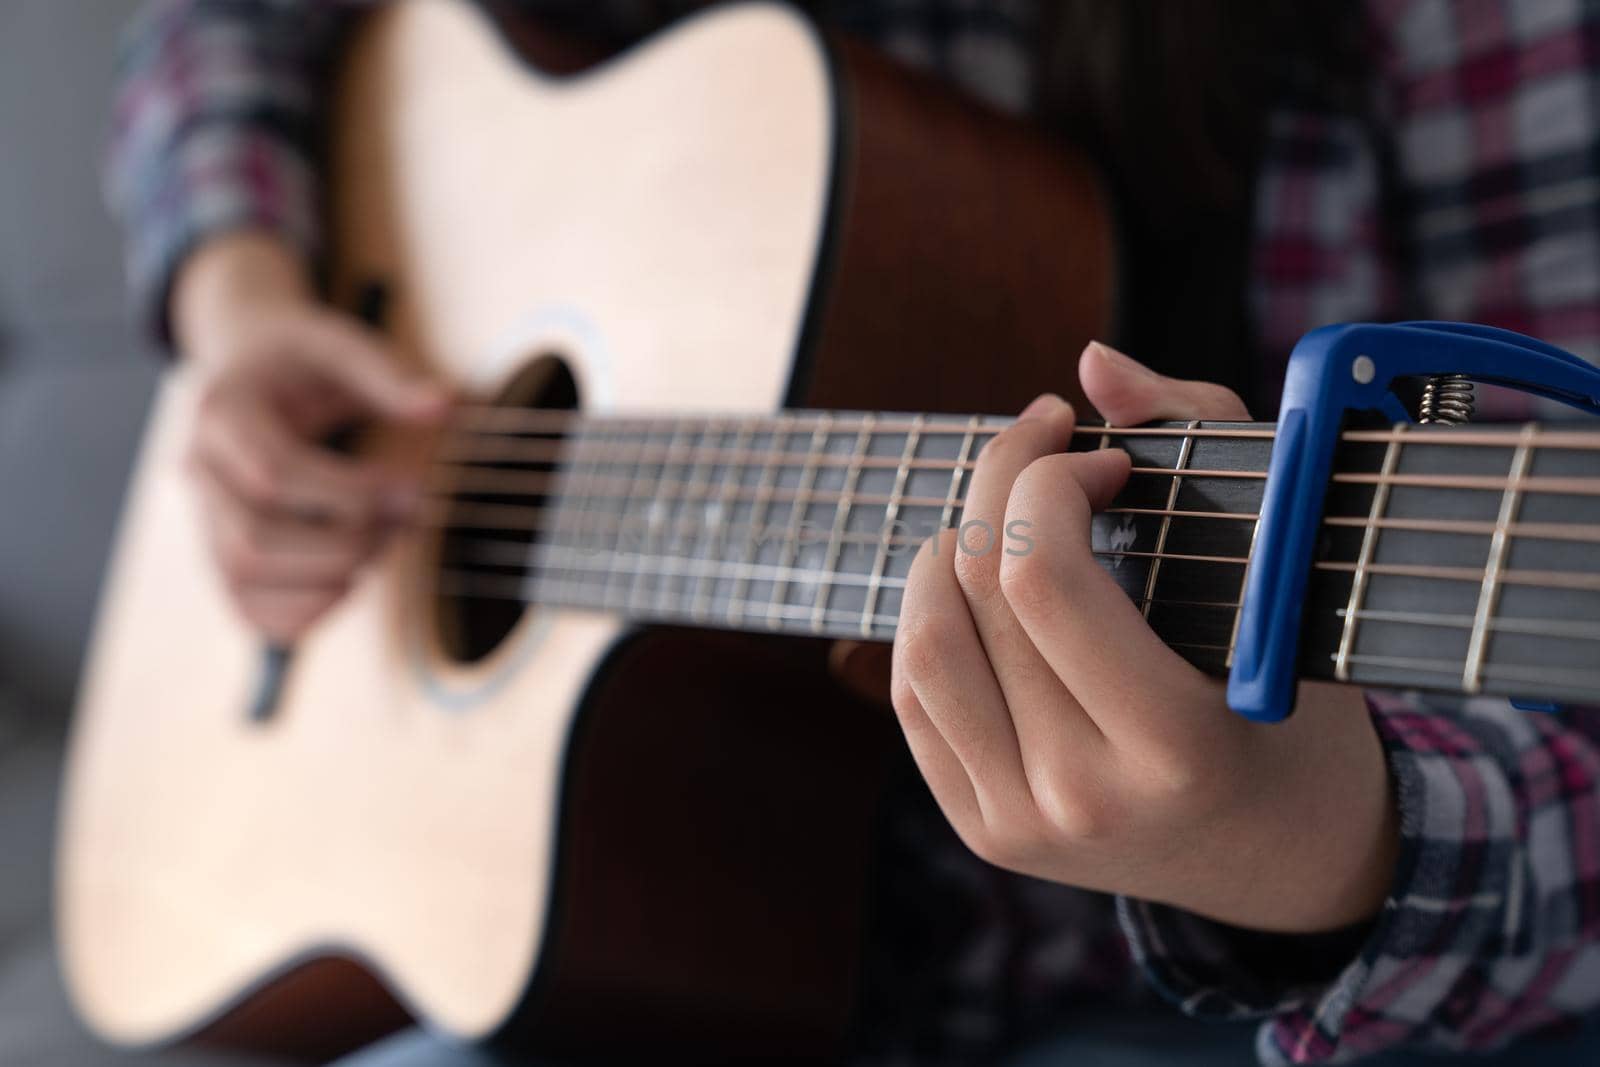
[1036,1,1368,218]
[1033,1,1371,400]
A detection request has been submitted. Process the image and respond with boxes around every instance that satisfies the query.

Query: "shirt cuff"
[1117,696,1525,1063]
[121,123,320,350]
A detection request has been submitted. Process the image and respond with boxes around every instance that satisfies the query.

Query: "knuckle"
[1194,382,1247,417]
[239,453,288,507]
[951,535,1000,598]
[1135,747,1210,802]
[220,536,258,584]
[897,617,955,687]
[998,545,1054,613]
[975,423,1042,474]
[1035,781,1108,843]
[888,669,922,724]
[223,524,275,584]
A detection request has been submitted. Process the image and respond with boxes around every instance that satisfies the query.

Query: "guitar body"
[58,1,1112,1060]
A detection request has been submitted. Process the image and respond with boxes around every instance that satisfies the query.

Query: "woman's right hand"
[173,231,449,642]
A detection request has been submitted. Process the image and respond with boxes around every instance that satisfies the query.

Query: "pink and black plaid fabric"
[106,1,1600,1063]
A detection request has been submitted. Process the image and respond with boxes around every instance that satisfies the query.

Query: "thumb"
[293,311,450,421]
[1078,341,1250,425]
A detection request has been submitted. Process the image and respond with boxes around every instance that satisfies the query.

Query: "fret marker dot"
[1351,355,1376,384]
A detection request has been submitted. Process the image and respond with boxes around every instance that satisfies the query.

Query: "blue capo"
[1226,321,1600,723]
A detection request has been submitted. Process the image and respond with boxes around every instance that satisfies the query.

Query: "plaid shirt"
[107,1,1600,1063]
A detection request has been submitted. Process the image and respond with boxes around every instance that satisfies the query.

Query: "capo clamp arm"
[1226,321,1600,722]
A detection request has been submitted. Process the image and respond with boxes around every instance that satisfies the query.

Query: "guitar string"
[422,459,1600,503]
[413,480,1600,595]
[421,497,1600,548]
[432,430,1600,467]
[432,535,1600,596]
[429,557,1600,647]
[431,539,1600,671]
[446,404,1600,451]
[429,556,1600,688]
[387,415,1600,650]
[407,464,1600,583]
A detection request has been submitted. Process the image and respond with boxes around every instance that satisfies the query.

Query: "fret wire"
[559,424,612,604]
[451,411,1206,441]
[1463,425,1538,694]
[813,416,875,635]
[1337,653,1600,692]
[725,416,790,628]
[446,499,1600,590]
[1339,608,1600,643]
[1226,511,1262,670]
[455,569,903,633]
[525,544,907,592]
[449,407,1600,452]
[434,463,1600,512]
[440,411,1600,692]
[942,416,983,531]
[599,430,652,611]
[654,419,720,618]
[1142,420,1200,619]
[1324,515,1600,543]
[690,420,753,623]
[465,537,1252,574]
[519,427,570,575]
[430,463,1600,521]
[616,426,682,613]
[1335,427,1405,682]
[452,549,1600,650]
[445,499,1600,594]
[1314,560,1600,592]
[436,449,1600,504]
[633,423,697,615]
[445,494,1600,550]
[863,415,924,637]
[1332,470,1600,495]
[767,415,832,630]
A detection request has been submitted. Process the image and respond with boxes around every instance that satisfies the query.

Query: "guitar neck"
[434,410,1600,705]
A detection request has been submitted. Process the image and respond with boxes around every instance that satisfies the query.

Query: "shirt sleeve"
[1374,0,1600,416]
[105,0,367,347]
[1118,2,1600,1059]
[1119,695,1600,1063]
[104,0,672,348]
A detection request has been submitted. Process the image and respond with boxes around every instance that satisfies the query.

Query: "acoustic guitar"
[57,0,1600,1062]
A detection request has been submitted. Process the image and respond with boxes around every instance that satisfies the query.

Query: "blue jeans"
[334,1008,1600,1066]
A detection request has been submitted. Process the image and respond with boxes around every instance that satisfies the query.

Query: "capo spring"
[1418,374,1476,424]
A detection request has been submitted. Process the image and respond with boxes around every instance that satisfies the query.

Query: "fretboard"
[433,409,1600,705]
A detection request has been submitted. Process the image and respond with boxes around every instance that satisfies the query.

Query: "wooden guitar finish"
[57,1,1113,1061]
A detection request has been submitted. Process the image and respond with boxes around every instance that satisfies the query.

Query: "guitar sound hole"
[433,354,579,664]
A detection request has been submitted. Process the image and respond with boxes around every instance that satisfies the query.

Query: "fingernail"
[1019,393,1065,420]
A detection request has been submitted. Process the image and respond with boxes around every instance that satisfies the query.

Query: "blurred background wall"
[0,0,158,722]
[0,3,175,1062]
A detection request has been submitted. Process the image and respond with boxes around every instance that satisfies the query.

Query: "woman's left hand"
[890,341,1398,933]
